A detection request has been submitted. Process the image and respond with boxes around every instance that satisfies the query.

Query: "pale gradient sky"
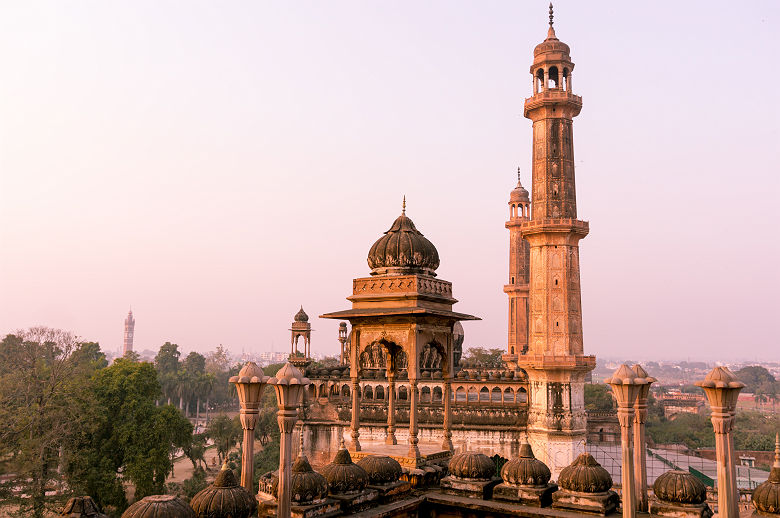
[1,2,778,361]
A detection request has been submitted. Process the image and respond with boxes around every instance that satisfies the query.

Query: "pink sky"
[1,2,778,361]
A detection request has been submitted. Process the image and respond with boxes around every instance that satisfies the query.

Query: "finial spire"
[298,424,305,458]
[774,432,780,468]
[402,195,406,215]
[339,435,346,450]
[517,167,522,184]
[549,3,554,28]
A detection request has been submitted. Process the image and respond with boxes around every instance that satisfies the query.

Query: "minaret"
[123,309,135,356]
[517,4,596,478]
[503,168,531,369]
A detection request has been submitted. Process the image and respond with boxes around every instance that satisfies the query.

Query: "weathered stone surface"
[493,481,558,507]
[121,495,195,518]
[440,475,501,500]
[551,488,619,516]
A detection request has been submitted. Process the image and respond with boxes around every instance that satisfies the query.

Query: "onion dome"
[60,496,107,518]
[510,170,530,203]
[557,453,612,493]
[500,442,551,487]
[319,440,369,494]
[294,306,309,322]
[447,451,496,481]
[190,464,257,518]
[652,470,707,505]
[366,200,440,277]
[290,456,329,505]
[121,495,195,518]
[533,5,570,59]
[356,455,403,485]
[753,433,780,515]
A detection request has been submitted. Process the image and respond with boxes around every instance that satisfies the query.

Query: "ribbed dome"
[510,183,529,203]
[190,466,257,518]
[320,446,369,494]
[294,306,309,322]
[60,496,107,518]
[290,456,329,504]
[753,467,780,515]
[500,443,551,487]
[367,211,440,276]
[534,27,571,58]
[356,455,403,485]
[652,470,707,505]
[557,453,612,493]
[447,452,496,481]
[121,495,195,518]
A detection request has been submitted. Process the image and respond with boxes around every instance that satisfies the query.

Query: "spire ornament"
[549,3,554,28]
[402,195,406,215]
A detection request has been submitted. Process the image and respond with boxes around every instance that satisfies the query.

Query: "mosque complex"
[84,5,780,518]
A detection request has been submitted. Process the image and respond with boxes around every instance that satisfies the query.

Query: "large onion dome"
[60,496,107,518]
[447,452,496,481]
[190,465,257,518]
[356,455,403,485]
[753,434,780,515]
[319,442,369,494]
[500,442,551,487]
[294,306,309,322]
[290,455,329,504]
[367,204,440,277]
[652,470,707,505]
[557,453,612,493]
[121,495,195,518]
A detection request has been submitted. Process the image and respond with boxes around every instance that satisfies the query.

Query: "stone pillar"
[408,378,420,458]
[351,376,361,451]
[386,370,397,445]
[276,408,297,518]
[240,413,258,491]
[632,364,655,512]
[606,364,644,518]
[696,367,743,518]
[442,377,453,451]
[229,362,269,492]
[543,67,549,91]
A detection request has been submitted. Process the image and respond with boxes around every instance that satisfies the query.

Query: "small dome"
[121,495,195,518]
[533,27,571,58]
[356,455,403,485]
[290,456,329,504]
[500,443,551,487]
[367,211,440,276]
[557,453,612,493]
[60,496,107,518]
[294,306,309,322]
[447,451,496,481]
[320,445,369,494]
[753,435,780,515]
[652,470,707,505]
[190,466,257,518]
[510,180,529,203]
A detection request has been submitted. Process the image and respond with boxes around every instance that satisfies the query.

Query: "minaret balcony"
[524,90,582,116]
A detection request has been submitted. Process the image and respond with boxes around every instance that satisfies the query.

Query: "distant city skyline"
[1,2,778,361]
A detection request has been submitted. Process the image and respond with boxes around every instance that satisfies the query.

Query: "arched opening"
[433,386,443,403]
[375,385,385,400]
[511,346,515,354]
[456,387,467,402]
[536,68,544,93]
[504,387,514,403]
[329,384,339,397]
[308,384,316,400]
[421,386,431,403]
[479,387,490,403]
[318,384,327,398]
[467,387,478,402]
[364,386,374,400]
[548,66,559,89]
[563,68,570,91]
[517,387,528,403]
[491,387,502,403]
[341,384,350,399]
[599,428,606,443]
[399,386,408,400]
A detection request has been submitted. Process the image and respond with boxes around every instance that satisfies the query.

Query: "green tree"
[461,347,504,368]
[207,415,242,465]
[584,383,615,412]
[735,366,776,394]
[0,328,104,518]
[65,359,193,509]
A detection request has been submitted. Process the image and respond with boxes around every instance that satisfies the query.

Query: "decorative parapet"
[352,275,453,299]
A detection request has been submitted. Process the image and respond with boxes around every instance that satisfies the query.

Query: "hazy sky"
[1,1,778,361]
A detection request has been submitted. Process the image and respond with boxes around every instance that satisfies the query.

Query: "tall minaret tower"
[123,309,135,356]
[503,168,531,369]
[517,4,596,478]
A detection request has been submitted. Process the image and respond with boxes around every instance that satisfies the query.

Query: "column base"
[385,433,397,445]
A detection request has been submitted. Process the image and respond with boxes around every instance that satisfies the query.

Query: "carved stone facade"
[504,171,531,369]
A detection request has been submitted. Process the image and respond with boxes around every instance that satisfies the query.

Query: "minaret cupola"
[531,4,575,96]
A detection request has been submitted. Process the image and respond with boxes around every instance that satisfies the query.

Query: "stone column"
[696,367,743,518]
[408,378,420,458]
[229,362,269,491]
[632,364,655,512]
[386,370,397,445]
[350,329,361,451]
[442,377,453,451]
[276,407,297,518]
[240,412,258,491]
[606,365,643,518]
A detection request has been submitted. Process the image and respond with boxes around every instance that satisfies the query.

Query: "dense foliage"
[584,383,615,412]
